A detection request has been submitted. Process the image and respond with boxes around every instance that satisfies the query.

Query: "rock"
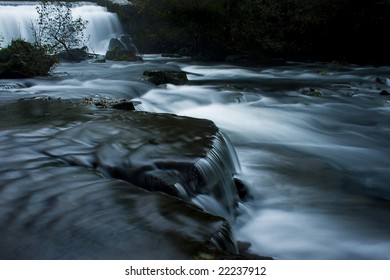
[57,47,90,62]
[93,58,106,63]
[75,98,136,110]
[143,69,188,85]
[379,90,390,96]
[106,46,142,62]
[0,99,249,259]
[233,176,252,201]
[111,101,135,111]
[300,87,323,97]
[108,35,139,55]
[119,35,139,54]
[108,38,125,51]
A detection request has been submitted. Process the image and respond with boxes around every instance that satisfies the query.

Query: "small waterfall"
[193,131,242,223]
[72,4,123,54]
[0,2,123,54]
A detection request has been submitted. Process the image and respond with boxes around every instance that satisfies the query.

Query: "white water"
[0,2,123,54]
[135,58,390,259]
[1,55,390,259]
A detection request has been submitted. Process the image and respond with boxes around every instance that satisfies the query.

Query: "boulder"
[119,35,139,54]
[108,35,139,55]
[143,69,188,85]
[108,38,125,51]
[57,47,90,62]
[106,46,142,62]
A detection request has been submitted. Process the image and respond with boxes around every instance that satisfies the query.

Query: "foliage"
[33,1,89,61]
[0,39,58,78]
[126,0,390,64]
[129,0,228,60]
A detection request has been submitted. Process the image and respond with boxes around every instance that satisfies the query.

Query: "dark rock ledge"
[0,98,271,260]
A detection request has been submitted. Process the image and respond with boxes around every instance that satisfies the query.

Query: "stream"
[1,1,390,260]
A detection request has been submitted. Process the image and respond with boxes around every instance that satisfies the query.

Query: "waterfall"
[193,131,242,223]
[0,2,123,54]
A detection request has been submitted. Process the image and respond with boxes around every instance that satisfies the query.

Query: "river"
[1,2,390,260]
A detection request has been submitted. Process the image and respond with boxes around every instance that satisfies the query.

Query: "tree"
[131,0,228,59]
[33,1,89,61]
[123,0,390,63]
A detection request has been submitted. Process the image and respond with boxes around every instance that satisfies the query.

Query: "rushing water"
[1,56,390,259]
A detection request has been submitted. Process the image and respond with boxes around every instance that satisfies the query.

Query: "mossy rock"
[0,40,58,78]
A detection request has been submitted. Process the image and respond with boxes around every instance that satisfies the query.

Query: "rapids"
[1,56,390,259]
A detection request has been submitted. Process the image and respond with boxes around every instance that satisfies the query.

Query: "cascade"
[0,1,123,54]
[193,131,242,222]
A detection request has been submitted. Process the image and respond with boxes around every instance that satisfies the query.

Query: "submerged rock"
[143,69,188,85]
[300,87,323,97]
[0,99,257,259]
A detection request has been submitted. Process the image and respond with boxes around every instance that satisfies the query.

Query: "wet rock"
[93,58,107,63]
[0,99,248,259]
[119,35,139,54]
[379,90,390,96]
[111,101,136,111]
[143,69,188,85]
[108,35,139,55]
[300,87,323,97]
[106,47,143,62]
[0,165,235,259]
[108,38,125,51]
[233,176,252,201]
[57,47,90,62]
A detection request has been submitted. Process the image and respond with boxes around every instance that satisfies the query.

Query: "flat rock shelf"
[0,98,263,259]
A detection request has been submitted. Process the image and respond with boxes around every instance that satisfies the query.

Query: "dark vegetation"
[2,0,389,78]
[0,40,58,78]
[100,0,390,64]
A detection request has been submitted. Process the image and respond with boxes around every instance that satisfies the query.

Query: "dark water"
[1,56,390,259]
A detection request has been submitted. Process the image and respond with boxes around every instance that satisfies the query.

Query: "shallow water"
[137,58,390,259]
[1,55,390,259]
